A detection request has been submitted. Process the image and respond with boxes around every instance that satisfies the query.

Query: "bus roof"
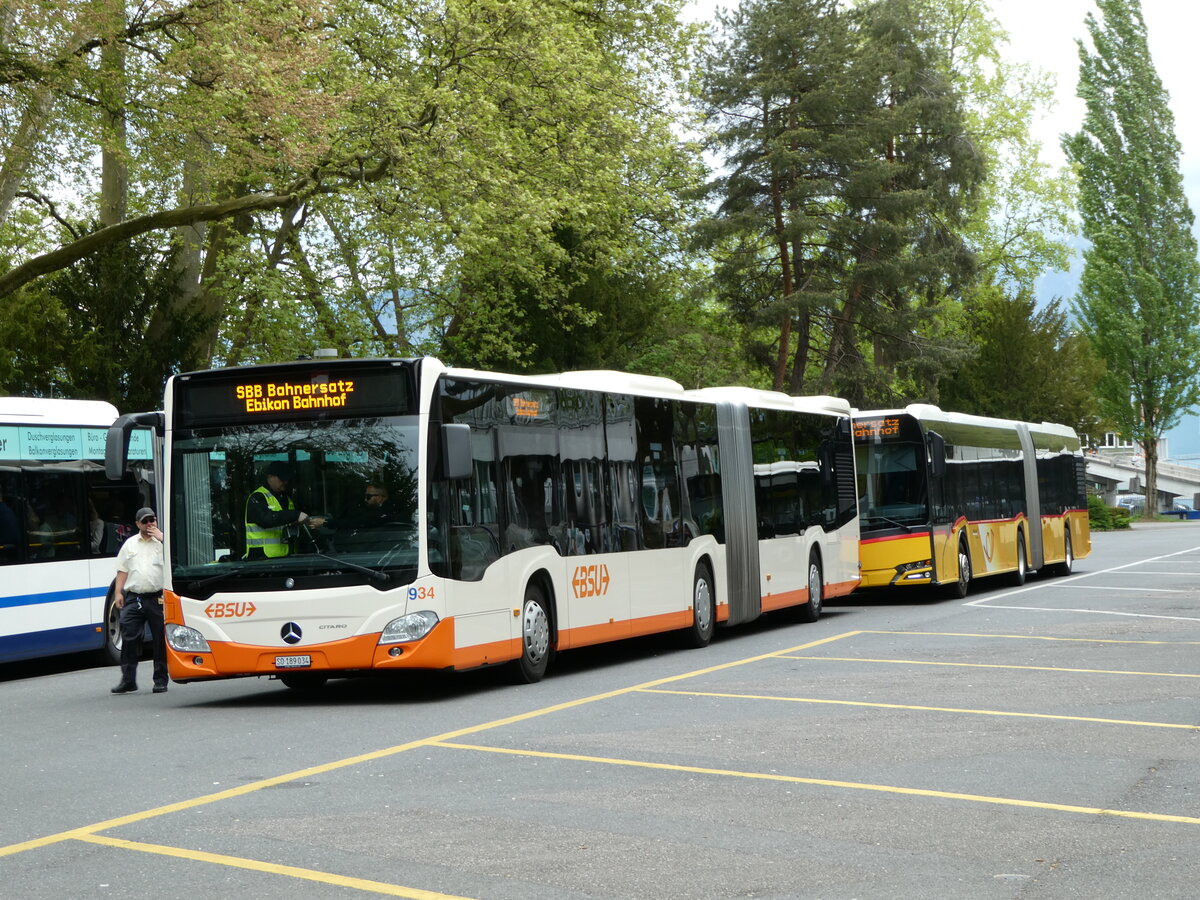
[0,397,119,426]
[855,404,1081,450]
[687,387,851,417]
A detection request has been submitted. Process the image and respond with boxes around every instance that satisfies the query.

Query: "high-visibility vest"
[244,486,294,558]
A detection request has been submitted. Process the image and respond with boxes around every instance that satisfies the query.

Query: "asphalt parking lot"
[2,524,1198,899]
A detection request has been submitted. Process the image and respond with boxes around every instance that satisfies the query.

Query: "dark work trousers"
[119,593,168,689]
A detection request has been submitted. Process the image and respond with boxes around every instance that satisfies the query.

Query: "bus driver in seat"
[244,460,325,559]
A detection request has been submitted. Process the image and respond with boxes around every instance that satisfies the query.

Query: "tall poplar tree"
[1064,0,1200,515]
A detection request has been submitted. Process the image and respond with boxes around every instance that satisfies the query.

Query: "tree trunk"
[767,100,794,391]
[1142,435,1159,520]
[98,0,127,228]
[0,87,54,228]
[820,279,863,395]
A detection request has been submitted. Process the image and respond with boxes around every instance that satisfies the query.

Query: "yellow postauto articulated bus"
[853,405,1090,598]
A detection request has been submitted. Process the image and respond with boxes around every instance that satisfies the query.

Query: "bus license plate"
[275,655,312,668]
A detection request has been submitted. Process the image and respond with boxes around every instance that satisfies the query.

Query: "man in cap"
[244,460,325,559]
[111,507,168,694]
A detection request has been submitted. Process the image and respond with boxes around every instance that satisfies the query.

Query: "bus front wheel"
[279,673,329,691]
[796,554,823,623]
[1053,531,1074,576]
[945,537,971,599]
[513,582,552,683]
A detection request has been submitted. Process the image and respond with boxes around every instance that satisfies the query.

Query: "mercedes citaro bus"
[107,357,860,689]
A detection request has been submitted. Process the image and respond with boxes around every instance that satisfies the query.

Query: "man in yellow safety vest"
[244,461,325,559]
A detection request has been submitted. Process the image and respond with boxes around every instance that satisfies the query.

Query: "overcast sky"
[680,0,1200,295]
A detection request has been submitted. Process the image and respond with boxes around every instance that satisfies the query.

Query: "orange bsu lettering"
[572,564,610,598]
[205,601,257,618]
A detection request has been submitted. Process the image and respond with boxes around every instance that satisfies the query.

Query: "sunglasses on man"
[140,517,157,524]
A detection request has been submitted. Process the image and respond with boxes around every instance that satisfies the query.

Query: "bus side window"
[0,471,21,564]
[86,473,138,557]
[25,471,86,561]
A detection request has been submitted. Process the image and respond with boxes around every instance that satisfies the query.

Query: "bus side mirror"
[441,423,473,480]
[927,430,946,478]
[106,411,164,480]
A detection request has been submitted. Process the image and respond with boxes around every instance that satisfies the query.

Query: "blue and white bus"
[0,398,156,665]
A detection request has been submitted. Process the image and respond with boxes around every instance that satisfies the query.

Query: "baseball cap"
[135,507,156,522]
[265,460,294,480]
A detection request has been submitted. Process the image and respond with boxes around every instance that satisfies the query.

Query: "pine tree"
[1063,0,1200,516]
[699,0,982,402]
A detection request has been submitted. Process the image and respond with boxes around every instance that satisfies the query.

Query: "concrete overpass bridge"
[1086,452,1200,510]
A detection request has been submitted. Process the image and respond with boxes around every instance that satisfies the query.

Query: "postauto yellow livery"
[853,405,1090,598]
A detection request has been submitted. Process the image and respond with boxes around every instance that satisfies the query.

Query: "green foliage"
[1063,0,1200,510]
[699,0,985,403]
[938,287,1104,433]
[1088,494,1130,531]
[1086,494,1113,530]
[1,0,703,379]
[0,232,204,409]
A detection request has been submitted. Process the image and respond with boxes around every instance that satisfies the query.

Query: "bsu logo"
[572,564,610,599]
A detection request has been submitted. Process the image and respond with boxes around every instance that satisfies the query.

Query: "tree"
[1063,0,1200,516]
[0,231,202,408]
[938,288,1103,435]
[698,0,984,404]
[1,0,701,377]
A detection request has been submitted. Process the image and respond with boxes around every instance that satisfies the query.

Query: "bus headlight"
[379,611,439,645]
[166,624,211,653]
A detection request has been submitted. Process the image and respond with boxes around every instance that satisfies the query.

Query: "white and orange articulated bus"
[107,357,860,690]
[853,405,1091,599]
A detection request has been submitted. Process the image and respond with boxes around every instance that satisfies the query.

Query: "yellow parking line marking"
[637,688,1200,730]
[432,741,1200,825]
[0,631,864,861]
[778,656,1200,678]
[73,834,473,899]
[860,630,1200,645]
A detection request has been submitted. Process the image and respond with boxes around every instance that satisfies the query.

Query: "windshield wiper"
[864,515,913,532]
[190,564,256,592]
[308,548,391,583]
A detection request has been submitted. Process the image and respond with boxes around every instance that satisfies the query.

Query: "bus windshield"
[170,415,420,594]
[855,441,929,528]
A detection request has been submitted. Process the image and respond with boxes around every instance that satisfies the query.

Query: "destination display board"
[851,415,923,443]
[174,361,416,428]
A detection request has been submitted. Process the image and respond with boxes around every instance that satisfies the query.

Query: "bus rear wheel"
[513,582,552,683]
[796,554,823,623]
[682,562,715,648]
[1009,532,1028,586]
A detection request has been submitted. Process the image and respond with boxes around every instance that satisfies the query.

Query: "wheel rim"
[1065,533,1073,569]
[808,562,822,614]
[1018,538,1026,577]
[694,575,713,633]
[523,598,550,665]
[107,602,123,652]
[958,545,970,590]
